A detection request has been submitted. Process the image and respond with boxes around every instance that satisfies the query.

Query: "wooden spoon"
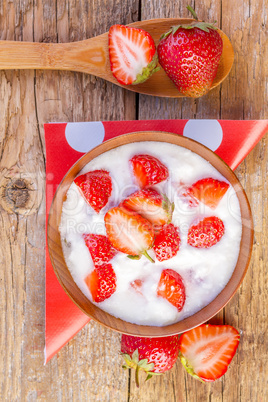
[0,18,234,98]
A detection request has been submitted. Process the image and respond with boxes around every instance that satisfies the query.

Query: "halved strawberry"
[108,24,159,85]
[157,269,186,312]
[85,264,116,302]
[153,223,181,261]
[83,234,117,266]
[179,324,240,382]
[183,178,230,209]
[74,170,112,213]
[104,207,155,262]
[187,216,225,248]
[130,154,169,187]
[121,188,174,232]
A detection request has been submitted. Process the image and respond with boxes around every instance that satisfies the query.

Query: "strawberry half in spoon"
[179,324,240,382]
[109,24,159,85]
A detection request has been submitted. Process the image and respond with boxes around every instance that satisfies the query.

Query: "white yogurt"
[59,141,242,326]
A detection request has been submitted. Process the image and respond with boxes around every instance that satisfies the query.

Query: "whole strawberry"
[121,334,180,386]
[157,6,223,98]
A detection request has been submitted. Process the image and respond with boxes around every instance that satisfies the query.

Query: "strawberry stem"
[187,5,198,20]
[135,366,140,388]
[142,250,155,263]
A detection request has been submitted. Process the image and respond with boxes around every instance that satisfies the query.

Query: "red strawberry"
[104,207,155,262]
[153,223,181,261]
[121,188,174,232]
[74,170,112,213]
[130,279,144,294]
[121,334,180,386]
[179,324,240,382]
[108,24,159,85]
[188,216,225,248]
[85,264,116,302]
[157,6,223,98]
[183,178,229,209]
[130,154,169,187]
[83,234,117,266]
[157,269,186,311]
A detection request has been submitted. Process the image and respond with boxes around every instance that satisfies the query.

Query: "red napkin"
[44,119,268,363]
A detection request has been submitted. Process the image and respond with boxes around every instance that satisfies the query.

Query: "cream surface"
[59,141,242,326]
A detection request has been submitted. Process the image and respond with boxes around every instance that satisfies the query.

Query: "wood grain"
[0,0,267,401]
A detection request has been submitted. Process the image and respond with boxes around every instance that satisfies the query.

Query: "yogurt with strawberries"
[59,141,242,326]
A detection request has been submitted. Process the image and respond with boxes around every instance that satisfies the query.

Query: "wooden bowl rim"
[47,131,254,336]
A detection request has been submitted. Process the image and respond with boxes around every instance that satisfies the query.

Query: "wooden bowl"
[47,132,253,336]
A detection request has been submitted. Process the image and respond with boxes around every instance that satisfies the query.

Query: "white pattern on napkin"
[183,119,223,151]
[65,122,105,153]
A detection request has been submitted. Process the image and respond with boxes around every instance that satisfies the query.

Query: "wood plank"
[0,0,135,400]
[130,0,268,401]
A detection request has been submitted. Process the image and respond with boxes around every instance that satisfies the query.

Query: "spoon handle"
[0,37,108,76]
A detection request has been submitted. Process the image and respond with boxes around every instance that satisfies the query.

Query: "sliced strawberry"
[74,170,112,213]
[183,178,229,209]
[83,234,117,266]
[188,216,225,248]
[130,279,144,294]
[108,24,159,86]
[157,269,186,312]
[121,188,174,232]
[85,264,116,302]
[153,223,181,261]
[179,324,240,382]
[121,334,180,386]
[104,207,155,262]
[130,154,169,187]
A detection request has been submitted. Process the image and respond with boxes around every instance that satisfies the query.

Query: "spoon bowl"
[0,18,234,97]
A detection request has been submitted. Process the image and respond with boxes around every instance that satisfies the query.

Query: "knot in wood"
[0,170,43,216]
[6,179,30,208]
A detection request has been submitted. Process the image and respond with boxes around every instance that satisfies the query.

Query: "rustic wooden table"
[0,1,267,401]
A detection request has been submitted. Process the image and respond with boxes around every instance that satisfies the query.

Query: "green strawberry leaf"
[127,254,141,260]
